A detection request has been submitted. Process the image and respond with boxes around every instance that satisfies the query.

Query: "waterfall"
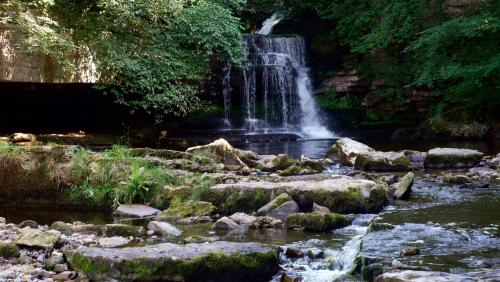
[257,13,283,35]
[222,16,334,138]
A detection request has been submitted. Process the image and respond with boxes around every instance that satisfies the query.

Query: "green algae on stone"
[104,224,144,237]
[367,222,395,233]
[66,242,279,282]
[161,200,216,218]
[0,241,20,258]
[256,193,292,215]
[286,213,351,232]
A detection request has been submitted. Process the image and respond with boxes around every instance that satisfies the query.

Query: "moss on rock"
[286,212,351,232]
[0,241,20,258]
[161,200,216,218]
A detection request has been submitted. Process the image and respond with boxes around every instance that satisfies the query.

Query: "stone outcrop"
[0,24,98,83]
[66,241,279,282]
[205,176,388,214]
[424,148,484,169]
[326,138,375,166]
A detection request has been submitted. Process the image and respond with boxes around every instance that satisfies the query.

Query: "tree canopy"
[1,0,244,117]
[284,0,500,121]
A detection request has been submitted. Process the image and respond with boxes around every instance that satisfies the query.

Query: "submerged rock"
[400,247,420,256]
[326,137,375,166]
[285,213,350,232]
[367,222,395,233]
[66,241,279,282]
[354,151,411,172]
[186,138,246,170]
[443,174,471,184]
[207,176,388,214]
[114,204,160,218]
[423,148,483,169]
[147,221,182,237]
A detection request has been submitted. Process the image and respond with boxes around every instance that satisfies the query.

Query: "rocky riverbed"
[0,135,498,281]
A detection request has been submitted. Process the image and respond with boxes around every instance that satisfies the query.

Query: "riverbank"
[0,136,498,281]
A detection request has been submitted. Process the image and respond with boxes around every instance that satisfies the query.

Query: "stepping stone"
[114,204,160,218]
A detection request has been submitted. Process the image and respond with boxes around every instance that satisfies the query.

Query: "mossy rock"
[256,193,292,215]
[264,154,296,172]
[285,213,351,232]
[354,152,411,172]
[162,200,216,218]
[104,224,144,237]
[66,241,279,282]
[0,241,20,258]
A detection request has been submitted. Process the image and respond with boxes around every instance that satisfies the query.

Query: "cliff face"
[0,24,98,83]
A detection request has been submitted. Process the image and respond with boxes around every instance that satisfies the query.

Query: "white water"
[295,62,334,138]
[277,214,374,281]
[257,13,283,35]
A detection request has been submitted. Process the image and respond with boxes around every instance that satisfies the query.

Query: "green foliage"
[317,90,362,111]
[1,0,244,116]
[284,0,500,121]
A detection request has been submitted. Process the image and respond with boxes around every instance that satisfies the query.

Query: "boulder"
[213,217,239,231]
[354,151,411,171]
[367,223,395,233]
[312,203,330,214]
[326,138,375,166]
[279,156,324,176]
[250,216,284,229]
[266,201,299,222]
[206,176,388,214]
[66,241,279,282]
[147,221,182,237]
[424,148,483,169]
[229,213,257,225]
[14,228,60,250]
[392,172,414,199]
[160,201,216,218]
[114,204,160,218]
[98,237,131,248]
[484,153,500,169]
[401,247,420,256]
[50,221,73,235]
[443,174,471,184]
[256,193,292,215]
[234,149,261,168]
[374,270,498,282]
[186,138,246,169]
[285,213,351,232]
[262,154,296,172]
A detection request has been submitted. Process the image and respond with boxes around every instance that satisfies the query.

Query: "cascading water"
[222,15,334,139]
[257,12,283,35]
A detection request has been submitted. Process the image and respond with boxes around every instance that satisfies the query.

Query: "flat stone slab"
[205,176,388,214]
[14,228,60,250]
[114,204,160,218]
[424,148,483,169]
[66,241,278,282]
[375,269,500,282]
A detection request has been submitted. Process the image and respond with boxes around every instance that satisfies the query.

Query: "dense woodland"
[1,0,498,124]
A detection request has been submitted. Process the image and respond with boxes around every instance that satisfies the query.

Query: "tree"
[1,0,245,117]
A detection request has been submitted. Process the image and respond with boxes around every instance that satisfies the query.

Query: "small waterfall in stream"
[222,15,334,138]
